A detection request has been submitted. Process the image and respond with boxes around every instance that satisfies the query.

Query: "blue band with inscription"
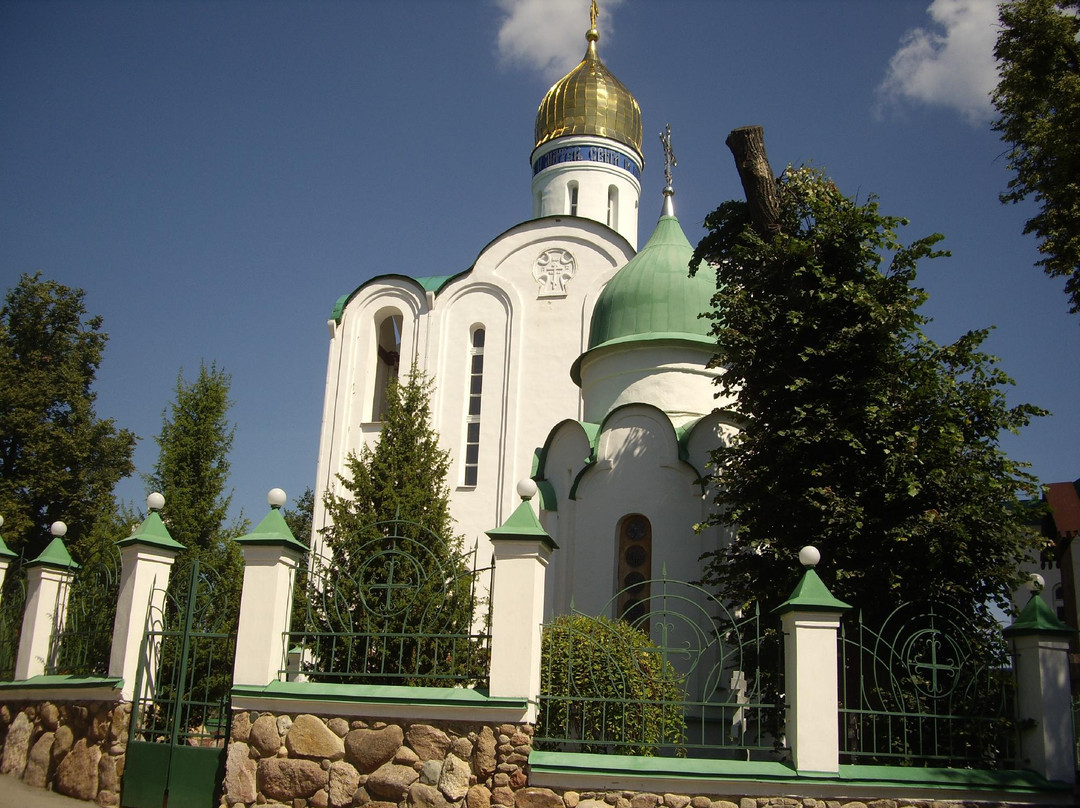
[532,144,641,179]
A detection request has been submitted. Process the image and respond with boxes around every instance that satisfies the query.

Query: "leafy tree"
[0,273,136,557]
[308,366,483,685]
[993,0,1080,314]
[692,164,1047,627]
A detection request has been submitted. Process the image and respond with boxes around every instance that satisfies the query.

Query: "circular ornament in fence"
[899,626,963,699]
[355,546,429,618]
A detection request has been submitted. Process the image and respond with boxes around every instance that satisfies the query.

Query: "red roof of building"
[1045,480,1080,539]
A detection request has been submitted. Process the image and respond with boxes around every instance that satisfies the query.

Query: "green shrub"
[537,614,686,755]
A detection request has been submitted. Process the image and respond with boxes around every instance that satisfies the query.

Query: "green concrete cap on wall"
[0,534,16,561]
[117,511,185,551]
[774,568,851,615]
[572,215,715,383]
[235,507,309,553]
[27,536,78,570]
[1003,592,1075,638]
[485,499,558,553]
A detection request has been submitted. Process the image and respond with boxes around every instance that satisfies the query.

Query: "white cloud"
[876,0,1000,123]
[495,0,625,81]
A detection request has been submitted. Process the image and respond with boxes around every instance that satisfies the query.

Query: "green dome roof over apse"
[587,214,714,352]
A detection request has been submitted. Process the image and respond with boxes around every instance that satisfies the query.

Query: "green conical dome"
[587,214,714,351]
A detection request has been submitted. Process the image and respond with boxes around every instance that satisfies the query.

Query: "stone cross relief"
[533,248,577,298]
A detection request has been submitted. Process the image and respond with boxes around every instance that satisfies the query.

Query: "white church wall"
[310,280,427,558]
[537,420,597,615]
[578,342,719,425]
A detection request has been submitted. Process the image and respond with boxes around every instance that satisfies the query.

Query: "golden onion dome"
[534,21,643,162]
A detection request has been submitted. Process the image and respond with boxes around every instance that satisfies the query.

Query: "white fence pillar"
[14,522,78,680]
[1004,583,1076,784]
[109,494,184,700]
[485,481,556,722]
[775,546,850,774]
[233,489,307,688]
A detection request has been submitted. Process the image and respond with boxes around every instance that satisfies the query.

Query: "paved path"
[0,774,94,807]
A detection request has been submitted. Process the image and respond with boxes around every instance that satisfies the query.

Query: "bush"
[537,614,686,755]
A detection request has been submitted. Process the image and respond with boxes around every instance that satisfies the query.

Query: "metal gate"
[122,557,239,808]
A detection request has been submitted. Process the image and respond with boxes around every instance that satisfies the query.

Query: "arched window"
[617,514,651,624]
[1053,582,1066,621]
[568,181,579,216]
[607,185,618,229]
[462,327,485,486]
[372,311,402,421]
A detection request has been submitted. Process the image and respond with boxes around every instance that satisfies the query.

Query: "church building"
[311,8,736,618]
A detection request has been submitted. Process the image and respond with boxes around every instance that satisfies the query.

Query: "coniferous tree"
[146,363,245,619]
[0,273,136,557]
[313,366,482,684]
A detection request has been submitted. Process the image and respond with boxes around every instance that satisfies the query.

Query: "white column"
[15,564,75,680]
[1005,583,1077,784]
[109,544,179,699]
[780,609,844,773]
[1010,633,1075,783]
[486,483,556,722]
[233,543,301,687]
[775,546,850,774]
[232,490,306,688]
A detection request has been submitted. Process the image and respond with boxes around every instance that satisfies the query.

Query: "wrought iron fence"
[285,519,492,687]
[46,546,120,677]
[0,559,27,681]
[535,574,780,758]
[839,601,1017,768]
[130,555,240,748]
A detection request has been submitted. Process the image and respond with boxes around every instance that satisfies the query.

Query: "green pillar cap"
[0,534,16,562]
[27,536,78,570]
[117,511,185,551]
[235,507,308,553]
[485,499,558,552]
[1004,592,1076,638]
[774,567,851,615]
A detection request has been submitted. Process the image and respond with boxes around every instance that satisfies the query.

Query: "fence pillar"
[775,546,850,774]
[1004,580,1076,784]
[233,489,307,688]
[14,521,78,680]
[485,481,557,722]
[0,516,17,602]
[109,493,185,700]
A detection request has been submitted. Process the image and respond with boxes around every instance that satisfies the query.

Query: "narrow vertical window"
[373,311,402,421]
[607,185,618,229]
[568,182,579,216]
[463,327,485,486]
[617,514,651,625]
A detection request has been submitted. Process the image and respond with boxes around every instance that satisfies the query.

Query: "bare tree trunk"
[725,126,781,236]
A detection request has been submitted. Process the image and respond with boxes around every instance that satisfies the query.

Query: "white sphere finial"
[268,488,287,509]
[1026,573,1045,594]
[798,545,820,568]
[147,492,165,512]
[516,478,538,501]
[0,515,4,529]
[50,521,67,538]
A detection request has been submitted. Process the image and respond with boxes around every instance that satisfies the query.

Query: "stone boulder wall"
[0,699,129,807]
[222,712,533,808]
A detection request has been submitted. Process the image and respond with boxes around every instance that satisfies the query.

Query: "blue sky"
[2,0,1077,530]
